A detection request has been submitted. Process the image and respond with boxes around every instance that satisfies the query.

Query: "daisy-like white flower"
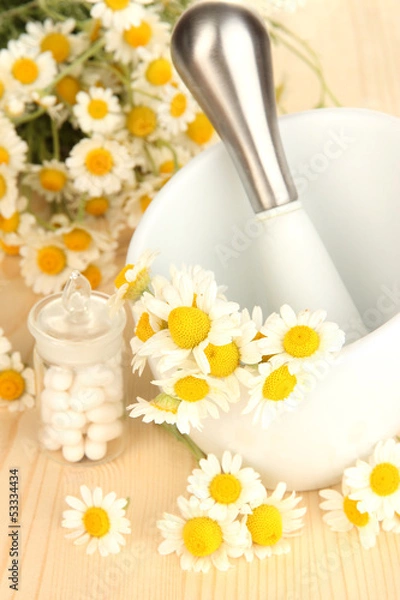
[104,10,170,63]
[137,268,240,374]
[24,159,74,203]
[157,495,249,572]
[0,327,11,355]
[130,296,167,375]
[133,54,175,90]
[20,19,88,66]
[62,485,131,557]
[88,0,145,31]
[157,83,197,137]
[0,164,18,218]
[59,223,115,271]
[122,176,162,229]
[20,230,73,294]
[149,144,190,181]
[73,87,123,135]
[183,111,216,150]
[151,366,233,433]
[244,481,306,560]
[0,351,35,412]
[187,451,266,520]
[0,116,28,174]
[344,438,400,521]
[80,252,117,291]
[259,304,345,367]
[319,486,379,550]
[0,196,36,255]
[127,393,184,429]
[125,99,161,143]
[108,249,158,315]
[66,135,135,196]
[242,355,315,429]
[0,41,57,101]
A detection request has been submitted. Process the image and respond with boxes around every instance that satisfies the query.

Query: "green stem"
[0,0,38,22]
[156,139,179,171]
[38,0,66,21]
[131,88,162,102]
[160,423,206,463]
[50,117,60,161]
[12,107,46,127]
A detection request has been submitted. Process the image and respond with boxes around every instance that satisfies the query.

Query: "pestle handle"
[171,0,297,213]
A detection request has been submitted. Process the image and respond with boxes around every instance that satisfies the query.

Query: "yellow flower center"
[0,147,10,165]
[37,245,66,275]
[105,0,129,10]
[168,306,211,349]
[12,57,39,85]
[135,312,156,342]
[152,392,180,414]
[82,507,110,538]
[369,463,400,496]
[283,325,320,358]
[85,196,109,216]
[159,160,175,175]
[209,474,242,505]
[63,228,92,251]
[81,264,102,290]
[246,504,283,546]
[55,75,80,105]
[0,211,19,233]
[170,92,187,117]
[115,264,150,301]
[85,148,114,176]
[183,517,223,557]
[115,263,132,288]
[186,113,214,145]
[343,496,369,527]
[204,342,240,378]
[87,98,109,120]
[174,375,210,402]
[145,58,172,86]
[0,369,25,401]
[126,106,157,137]
[123,21,152,48]
[0,80,4,99]
[0,174,7,199]
[262,365,297,401]
[0,240,20,255]
[39,167,67,192]
[140,194,152,213]
[40,32,70,63]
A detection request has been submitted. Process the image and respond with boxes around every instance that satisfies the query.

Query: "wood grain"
[1,0,400,598]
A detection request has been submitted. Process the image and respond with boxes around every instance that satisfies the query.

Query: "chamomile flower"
[60,223,115,271]
[319,486,379,550]
[73,87,123,135]
[188,451,267,520]
[0,41,57,101]
[104,10,170,63]
[20,231,73,294]
[157,495,249,572]
[184,111,216,150]
[80,252,117,291]
[0,117,28,174]
[82,191,126,236]
[259,304,345,367]
[20,19,87,65]
[243,356,315,429]
[0,165,18,218]
[244,481,306,560]
[138,270,240,374]
[0,196,36,255]
[152,366,233,433]
[133,54,175,90]
[88,0,145,31]
[127,393,184,428]
[157,84,197,137]
[62,485,131,557]
[108,249,158,315]
[149,144,190,180]
[344,438,400,521]
[130,297,167,375]
[24,159,74,202]
[0,352,35,412]
[125,100,160,142]
[66,135,134,196]
[121,176,163,228]
[0,328,11,355]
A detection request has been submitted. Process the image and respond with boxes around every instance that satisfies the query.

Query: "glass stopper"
[62,270,91,323]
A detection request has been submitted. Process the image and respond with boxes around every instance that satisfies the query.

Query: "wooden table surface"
[1,0,400,598]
